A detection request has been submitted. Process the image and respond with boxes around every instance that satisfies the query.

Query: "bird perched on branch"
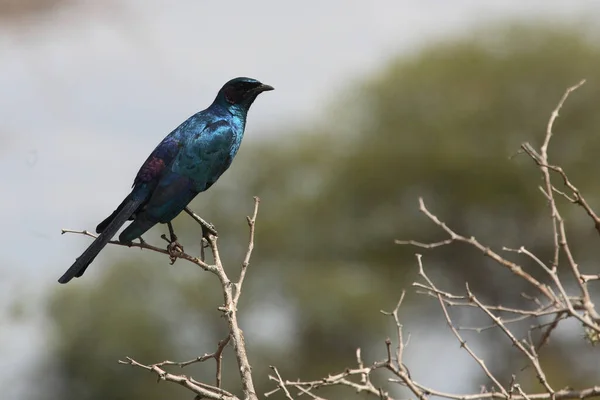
[58,77,274,284]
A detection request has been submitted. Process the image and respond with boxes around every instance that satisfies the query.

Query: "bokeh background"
[2,1,600,399]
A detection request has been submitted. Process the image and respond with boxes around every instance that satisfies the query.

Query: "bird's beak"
[256,83,274,93]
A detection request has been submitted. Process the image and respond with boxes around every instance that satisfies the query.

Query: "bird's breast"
[173,120,244,189]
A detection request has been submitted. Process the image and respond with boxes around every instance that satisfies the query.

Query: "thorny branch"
[416,256,508,397]
[64,197,262,400]
[63,82,600,400]
[520,81,600,326]
[118,356,236,400]
[395,199,555,303]
[119,335,232,389]
[266,278,600,400]
[266,82,600,399]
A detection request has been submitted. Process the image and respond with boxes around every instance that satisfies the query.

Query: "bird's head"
[216,77,274,110]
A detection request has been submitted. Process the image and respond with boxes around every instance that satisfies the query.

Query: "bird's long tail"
[96,195,133,233]
[118,213,157,245]
[58,198,143,284]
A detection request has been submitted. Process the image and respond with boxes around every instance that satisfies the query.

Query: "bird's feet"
[161,234,184,265]
[162,221,184,264]
[201,221,218,240]
[167,240,184,264]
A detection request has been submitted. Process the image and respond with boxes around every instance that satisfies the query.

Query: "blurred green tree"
[42,23,600,399]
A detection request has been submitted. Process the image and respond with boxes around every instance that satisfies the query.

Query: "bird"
[58,77,274,284]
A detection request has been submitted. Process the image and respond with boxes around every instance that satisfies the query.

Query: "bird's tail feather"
[118,214,156,244]
[96,194,133,234]
[58,198,143,284]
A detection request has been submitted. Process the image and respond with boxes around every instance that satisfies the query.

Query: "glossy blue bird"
[58,77,273,284]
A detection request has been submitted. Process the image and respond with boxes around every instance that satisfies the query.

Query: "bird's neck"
[211,101,249,126]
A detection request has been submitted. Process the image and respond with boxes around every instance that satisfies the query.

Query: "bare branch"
[397,198,555,302]
[118,357,237,400]
[204,200,260,400]
[415,256,508,396]
[268,286,600,400]
[465,285,554,395]
[268,366,295,400]
[234,196,260,306]
[61,228,214,272]
[541,79,585,157]
[141,336,231,388]
[184,206,219,237]
[520,80,600,328]
[67,79,600,400]
[65,198,262,400]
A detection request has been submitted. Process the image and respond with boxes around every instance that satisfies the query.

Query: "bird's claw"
[161,232,184,264]
[201,223,218,240]
[201,237,210,248]
[183,207,218,238]
[166,241,184,264]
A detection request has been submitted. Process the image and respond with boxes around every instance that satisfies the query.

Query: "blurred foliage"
[0,0,75,21]
[43,23,600,399]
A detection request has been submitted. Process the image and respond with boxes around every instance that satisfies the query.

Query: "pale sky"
[1,1,599,398]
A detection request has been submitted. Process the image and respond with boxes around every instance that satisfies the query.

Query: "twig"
[415,283,557,316]
[397,198,555,302]
[581,274,600,283]
[234,196,260,306]
[146,336,231,387]
[268,81,600,400]
[520,79,600,328]
[184,207,219,237]
[535,312,565,351]
[66,198,262,400]
[415,255,508,396]
[380,291,407,368]
[538,80,586,265]
[266,365,393,399]
[60,229,215,272]
[118,357,237,400]
[269,366,295,400]
[204,200,260,400]
[465,285,554,396]
[268,284,600,400]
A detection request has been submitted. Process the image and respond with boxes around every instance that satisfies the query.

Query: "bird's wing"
[95,117,196,234]
[118,119,231,241]
[133,130,186,187]
[140,120,234,219]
